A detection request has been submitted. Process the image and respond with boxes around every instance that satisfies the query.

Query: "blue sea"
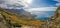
[32,11,55,21]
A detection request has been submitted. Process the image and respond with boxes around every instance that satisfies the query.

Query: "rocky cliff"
[48,6,60,28]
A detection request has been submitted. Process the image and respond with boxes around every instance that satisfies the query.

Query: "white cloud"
[24,7,57,12]
[0,0,29,9]
[53,0,60,6]
[56,3,60,6]
[23,0,32,4]
[54,0,60,2]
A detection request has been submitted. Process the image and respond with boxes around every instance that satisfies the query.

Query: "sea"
[32,11,55,21]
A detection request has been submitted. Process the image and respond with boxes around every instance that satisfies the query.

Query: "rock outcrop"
[48,6,60,28]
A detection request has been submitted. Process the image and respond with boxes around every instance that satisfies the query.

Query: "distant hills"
[4,8,35,20]
[5,8,28,14]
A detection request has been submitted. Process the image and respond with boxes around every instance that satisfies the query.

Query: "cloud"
[23,0,32,4]
[25,7,57,12]
[56,3,60,6]
[54,0,60,2]
[0,0,29,9]
[53,0,60,6]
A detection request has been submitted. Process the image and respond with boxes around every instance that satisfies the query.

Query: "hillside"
[47,6,60,28]
[4,8,36,20]
[0,6,60,28]
[0,7,45,28]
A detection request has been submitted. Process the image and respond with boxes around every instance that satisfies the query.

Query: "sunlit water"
[32,11,55,21]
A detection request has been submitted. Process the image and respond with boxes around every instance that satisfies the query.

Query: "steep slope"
[48,6,60,28]
[0,7,46,28]
[5,9,34,20]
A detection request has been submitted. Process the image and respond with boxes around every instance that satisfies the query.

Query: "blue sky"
[0,0,59,8]
[0,0,59,10]
[29,0,58,8]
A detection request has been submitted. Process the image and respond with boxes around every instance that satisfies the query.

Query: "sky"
[29,0,58,8]
[24,0,60,12]
[0,0,60,11]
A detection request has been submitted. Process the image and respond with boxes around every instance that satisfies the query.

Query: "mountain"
[0,7,46,28]
[0,7,35,28]
[5,8,27,14]
[47,6,60,28]
[4,8,35,20]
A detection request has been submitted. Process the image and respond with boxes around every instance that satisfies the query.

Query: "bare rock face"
[48,6,60,28]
